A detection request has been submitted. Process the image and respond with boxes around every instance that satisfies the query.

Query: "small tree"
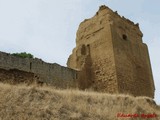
[12,52,34,58]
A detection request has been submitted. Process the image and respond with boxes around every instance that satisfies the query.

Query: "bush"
[12,52,34,58]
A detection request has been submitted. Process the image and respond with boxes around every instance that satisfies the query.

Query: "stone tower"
[67,5,155,98]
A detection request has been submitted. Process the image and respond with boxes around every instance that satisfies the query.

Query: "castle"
[0,5,155,98]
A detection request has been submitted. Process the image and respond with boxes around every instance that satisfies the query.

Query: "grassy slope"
[0,83,159,120]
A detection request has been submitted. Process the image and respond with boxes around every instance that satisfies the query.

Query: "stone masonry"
[0,5,155,98]
[67,5,155,98]
[0,51,77,88]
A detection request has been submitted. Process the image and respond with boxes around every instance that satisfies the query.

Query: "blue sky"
[0,0,159,104]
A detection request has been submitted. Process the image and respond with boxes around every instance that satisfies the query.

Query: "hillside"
[0,83,159,120]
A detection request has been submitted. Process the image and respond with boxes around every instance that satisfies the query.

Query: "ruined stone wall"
[68,5,155,98]
[110,11,155,97]
[0,68,34,85]
[0,51,78,89]
[0,5,155,98]
[67,6,119,93]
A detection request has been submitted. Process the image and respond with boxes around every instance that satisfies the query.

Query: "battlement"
[98,5,139,27]
[77,5,143,47]
[82,5,140,29]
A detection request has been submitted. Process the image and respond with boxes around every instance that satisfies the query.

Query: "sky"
[0,0,159,104]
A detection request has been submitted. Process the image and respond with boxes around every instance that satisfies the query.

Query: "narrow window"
[122,34,128,40]
[30,62,32,70]
[81,45,86,55]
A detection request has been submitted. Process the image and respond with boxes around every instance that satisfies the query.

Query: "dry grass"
[0,83,159,120]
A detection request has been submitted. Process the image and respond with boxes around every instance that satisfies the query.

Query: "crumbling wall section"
[0,52,78,89]
[109,9,155,98]
[0,68,34,85]
[67,6,119,93]
[67,5,155,98]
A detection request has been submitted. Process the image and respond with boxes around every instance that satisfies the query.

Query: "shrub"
[12,52,34,58]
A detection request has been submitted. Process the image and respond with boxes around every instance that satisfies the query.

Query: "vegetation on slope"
[0,83,159,120]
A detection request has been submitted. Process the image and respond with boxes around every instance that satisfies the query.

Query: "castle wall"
[110,13,155,97]
[0,68,34,85]
[88,22,118,93]
[67,5,155,98]
[67,6,119,93]
[0,52,78,89]
[0,5,155,98]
